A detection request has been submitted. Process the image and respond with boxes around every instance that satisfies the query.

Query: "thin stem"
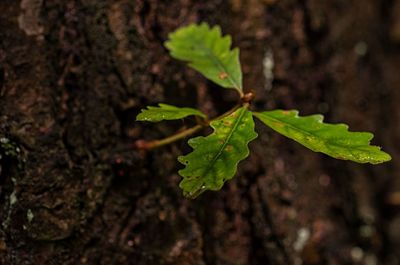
[215,104,241,120]
[136,103,246,150]
[137,124,203,150]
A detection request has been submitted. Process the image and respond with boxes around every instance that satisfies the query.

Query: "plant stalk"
[136,124,203,150]
[136,103,245,150]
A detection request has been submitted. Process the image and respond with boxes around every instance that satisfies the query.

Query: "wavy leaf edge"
[178,107,257,198]
[253,110,391,164]
[165,22,243,93]
[136,103,206,122]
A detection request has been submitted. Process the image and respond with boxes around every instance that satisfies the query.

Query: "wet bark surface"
[0,0,399,264]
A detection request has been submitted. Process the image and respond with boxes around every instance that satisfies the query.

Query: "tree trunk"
[1,0,399,264]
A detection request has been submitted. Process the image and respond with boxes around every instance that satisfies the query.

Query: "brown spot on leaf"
[223,120,232,126]
[225,145,233,151]
[218,72,228,80]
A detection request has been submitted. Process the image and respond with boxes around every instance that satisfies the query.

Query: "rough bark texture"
[1,0,399,264]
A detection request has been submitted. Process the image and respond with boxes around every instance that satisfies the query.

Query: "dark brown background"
[0,0,399,264]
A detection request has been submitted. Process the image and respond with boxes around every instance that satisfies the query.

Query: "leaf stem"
[215,104,241,119]
[136,104,243,150]
[136,124,203,150]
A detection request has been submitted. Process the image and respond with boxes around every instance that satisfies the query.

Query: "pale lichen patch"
[18,0,44,37]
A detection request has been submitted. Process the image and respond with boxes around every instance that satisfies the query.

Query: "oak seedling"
[136,23,391,198]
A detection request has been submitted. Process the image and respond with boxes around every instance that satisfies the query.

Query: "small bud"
[134,140,149,150]
[241,90,256,103]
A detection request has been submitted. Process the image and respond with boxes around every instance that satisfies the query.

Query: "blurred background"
[0,0,399,264]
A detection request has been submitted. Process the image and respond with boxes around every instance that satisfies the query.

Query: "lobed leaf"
[136,103,206,122]
[165,22,243,93]
[253,110,391,164]
[178,107,257,198]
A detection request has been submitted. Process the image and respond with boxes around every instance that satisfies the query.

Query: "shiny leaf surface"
[254,110,391,164]
[178,107,257,198]
[136,104,206,122]
[165,23,243,93]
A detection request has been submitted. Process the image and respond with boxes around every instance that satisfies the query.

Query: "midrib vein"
[201,107,246,181]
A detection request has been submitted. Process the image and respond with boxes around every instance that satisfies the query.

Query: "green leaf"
[178,107,257,198]
[253,110,391,164]
[136,103,206,122]
[165,22,243,93]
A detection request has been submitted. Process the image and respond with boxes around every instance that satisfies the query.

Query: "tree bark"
[1,0,399,264]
